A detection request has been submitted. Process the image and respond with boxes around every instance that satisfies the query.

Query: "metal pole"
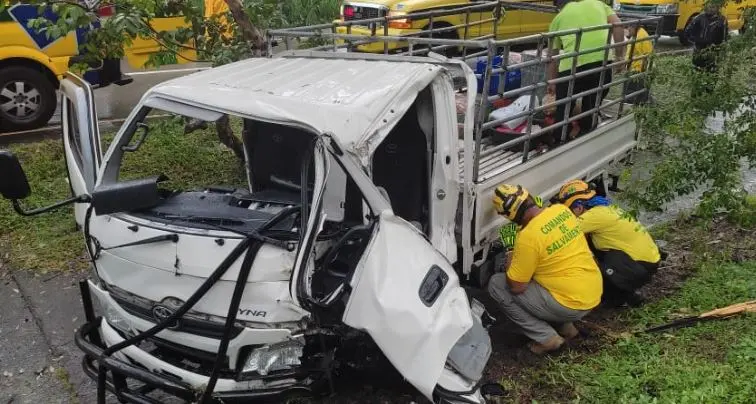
[492,1,502,41]
[522,36,545,163]
[592,20,615,130]
[560,29,583,143]
[473,40,496,183]
[463,8,471,58]
[618,21,639,118]
[332,23,338,51]
[384,15,389,54]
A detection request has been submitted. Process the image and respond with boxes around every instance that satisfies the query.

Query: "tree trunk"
[216,115,245,160]
[223,0,265,55]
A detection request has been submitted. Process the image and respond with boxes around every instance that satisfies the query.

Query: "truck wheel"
[0,66,57,132]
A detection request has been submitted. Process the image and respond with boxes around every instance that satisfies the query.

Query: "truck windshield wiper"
[159,207,301,251]
[93,233,179,259]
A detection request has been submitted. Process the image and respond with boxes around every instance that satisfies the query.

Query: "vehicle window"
[118,112,248,191]
[110,109,340,234]
[65,99,85,170]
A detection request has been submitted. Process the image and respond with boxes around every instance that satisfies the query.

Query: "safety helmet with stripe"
[493,184,532,223]
[557,179,596,208]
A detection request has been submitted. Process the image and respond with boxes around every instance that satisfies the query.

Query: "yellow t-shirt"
[578,205,661,263]
[626,27,653,72]
[507,205,603,310]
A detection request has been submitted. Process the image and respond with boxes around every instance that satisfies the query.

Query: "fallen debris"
[644,300,756,333]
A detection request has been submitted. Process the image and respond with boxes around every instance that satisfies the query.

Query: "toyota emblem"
[152,304,180,329]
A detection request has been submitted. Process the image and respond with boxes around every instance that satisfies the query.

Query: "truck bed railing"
[267,1,661,182]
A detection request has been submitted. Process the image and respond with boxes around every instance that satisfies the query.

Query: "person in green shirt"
[547,0,625,141]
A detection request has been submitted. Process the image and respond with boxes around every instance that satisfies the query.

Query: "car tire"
[0,66,57,132]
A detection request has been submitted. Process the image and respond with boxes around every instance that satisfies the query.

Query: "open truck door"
[342,212,489,402]
[60,73,101,225]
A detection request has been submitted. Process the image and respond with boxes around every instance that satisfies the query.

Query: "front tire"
[0,66,57,132]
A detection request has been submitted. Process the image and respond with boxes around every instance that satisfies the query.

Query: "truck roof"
[148,55,443,153]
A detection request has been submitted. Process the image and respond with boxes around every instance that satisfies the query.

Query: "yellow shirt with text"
[507,205,602,310]
[578,205,661,263]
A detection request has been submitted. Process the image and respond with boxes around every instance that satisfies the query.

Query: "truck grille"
[619,5,656,13]
[343,4,387,22]
[109,287,243,340]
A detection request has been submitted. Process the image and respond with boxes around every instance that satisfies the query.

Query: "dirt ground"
[314,215,756,404]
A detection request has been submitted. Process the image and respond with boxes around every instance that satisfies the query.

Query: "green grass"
[0,118,246,272]
[504,258,756,403]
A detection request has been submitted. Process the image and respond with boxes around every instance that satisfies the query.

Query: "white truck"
[0,3,659,403]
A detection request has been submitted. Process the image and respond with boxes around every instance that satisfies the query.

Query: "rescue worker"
[623,24,654,105]
[556,180,661,307]
[547,0,626,140]
[683,2,729,97]
[488,184,603,354]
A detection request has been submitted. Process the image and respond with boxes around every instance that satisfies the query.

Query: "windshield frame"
[96,96,328,238]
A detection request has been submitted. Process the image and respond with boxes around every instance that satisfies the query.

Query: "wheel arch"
[0,54,61,90]
[421,19,460,39]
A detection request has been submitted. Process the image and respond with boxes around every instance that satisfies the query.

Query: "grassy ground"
[0,119,246,272]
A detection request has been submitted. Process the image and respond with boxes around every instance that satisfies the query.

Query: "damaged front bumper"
[74,281,323,403]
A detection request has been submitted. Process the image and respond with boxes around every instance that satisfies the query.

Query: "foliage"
[0,122,247,272]
[1,0,341,70]
[622,5,756,222]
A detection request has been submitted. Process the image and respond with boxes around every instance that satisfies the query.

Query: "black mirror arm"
[12,194,91,217]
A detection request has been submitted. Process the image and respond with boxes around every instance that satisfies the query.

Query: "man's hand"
[507,277,529,294]
[614,56,627,75]
[499,223,519,249]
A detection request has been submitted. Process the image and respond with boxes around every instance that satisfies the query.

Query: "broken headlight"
[240,337,304,377]
[91,286,134,336]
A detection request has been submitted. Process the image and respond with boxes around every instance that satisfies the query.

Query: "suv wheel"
[0,66,57,132]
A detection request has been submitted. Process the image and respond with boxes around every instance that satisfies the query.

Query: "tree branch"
[223,0,265,55]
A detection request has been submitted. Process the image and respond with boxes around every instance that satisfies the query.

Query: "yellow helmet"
[493,184,532,223]
[557,180,596,208]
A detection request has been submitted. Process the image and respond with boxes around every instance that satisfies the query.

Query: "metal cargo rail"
[267,1,662,274]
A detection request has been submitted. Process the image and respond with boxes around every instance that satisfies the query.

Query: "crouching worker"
[488,184,603,354]
[557,180,661,307]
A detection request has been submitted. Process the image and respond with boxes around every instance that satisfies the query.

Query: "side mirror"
[0,150,31,200]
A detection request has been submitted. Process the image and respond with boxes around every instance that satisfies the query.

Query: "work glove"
[498,223,519,250]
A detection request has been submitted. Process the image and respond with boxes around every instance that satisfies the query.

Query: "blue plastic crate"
[476,56,522,96]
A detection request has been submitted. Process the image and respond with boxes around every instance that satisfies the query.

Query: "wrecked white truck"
[0,3,660,403]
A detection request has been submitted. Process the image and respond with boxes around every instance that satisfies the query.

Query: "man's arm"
[547,40,560,94]
[608,14,626,64]
[505,242,538,295]
[507,278,529,294]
